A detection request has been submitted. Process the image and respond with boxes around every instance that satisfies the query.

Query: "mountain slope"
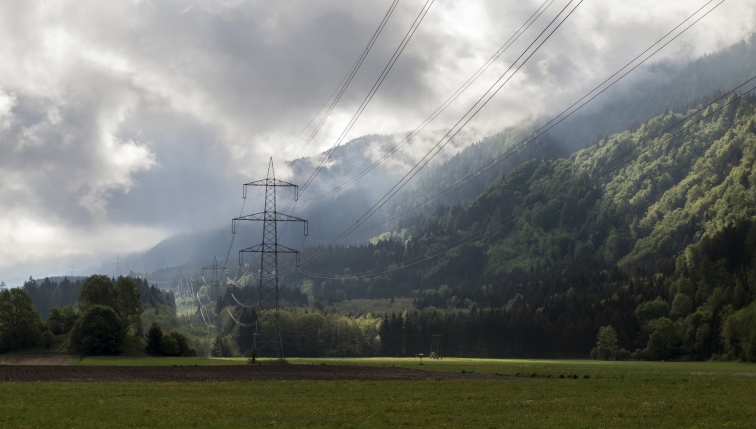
[382,34,756,221]
[276,91,756,360]
[130,34,756,273]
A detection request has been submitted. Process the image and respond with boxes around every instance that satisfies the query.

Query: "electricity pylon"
[232,157,308,359]
[202,257,226,303]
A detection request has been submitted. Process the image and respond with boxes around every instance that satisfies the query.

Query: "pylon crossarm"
[239,244,301,267]
[233,212,307,235]
[243,179,298,200]
[239,243,300,254]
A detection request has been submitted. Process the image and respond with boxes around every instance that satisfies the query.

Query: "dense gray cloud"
[0,0,754,281]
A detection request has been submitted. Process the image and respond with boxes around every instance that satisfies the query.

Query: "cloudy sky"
[0,0,754,282]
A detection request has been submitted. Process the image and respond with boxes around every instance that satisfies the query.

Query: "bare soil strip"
[0,364,506,382]
[0,354,79,366]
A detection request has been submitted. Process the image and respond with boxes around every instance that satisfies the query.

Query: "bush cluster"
[145,322,196,357]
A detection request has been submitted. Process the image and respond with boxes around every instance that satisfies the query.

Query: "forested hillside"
[376,34,756,221]
[125,36,756,271]
[249,90,756,360]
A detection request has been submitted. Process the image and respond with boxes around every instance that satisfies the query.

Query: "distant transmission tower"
[202,257,227,303]
[114,256,123,277]
[232,157,308,359]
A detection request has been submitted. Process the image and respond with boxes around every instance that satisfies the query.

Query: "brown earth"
[0,364,508,382]
[0,353,79,366]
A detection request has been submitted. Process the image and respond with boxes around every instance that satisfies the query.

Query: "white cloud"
[0,0,754,277]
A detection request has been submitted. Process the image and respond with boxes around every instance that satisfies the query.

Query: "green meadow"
[1,358,753,427]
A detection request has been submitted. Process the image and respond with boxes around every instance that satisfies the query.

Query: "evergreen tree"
[146,322,163,356]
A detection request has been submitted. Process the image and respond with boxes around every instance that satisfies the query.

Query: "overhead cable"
[295,0,585,271]
[296,0,728,246]
[298,80,756,279]
[298,0,437,195]
[300,0,558,203]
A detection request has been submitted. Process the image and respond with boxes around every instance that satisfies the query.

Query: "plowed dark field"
[0,364,505,382]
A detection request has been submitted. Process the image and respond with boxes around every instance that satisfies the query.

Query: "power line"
[257,0,575,274]
[281,0,401,177]
[300,0,558,203]
[298,0,437,195]
[294,0,584,271]
[297,81,756,279]
[220,0,401,271]
[294,0,728,247]
[235,0,583,281]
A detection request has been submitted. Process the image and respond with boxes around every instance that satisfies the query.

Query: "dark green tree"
[591,325,619,360]
[79,275,143,333]
[47,307,65,335]
[115,277,144,332]
[79,275,118,311]
[0,288,45,352]
[644,318,680,360]
[669,293,693,321]
[164,330,193,356]
[635,297,670,323]
[70,305,125,355]
[41,331,54,349]
[161,333,180,356]
[47,304,80,335]
[146,322,163,356]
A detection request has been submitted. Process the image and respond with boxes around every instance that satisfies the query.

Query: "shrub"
[41,331,54,349]
[145,323,193,357]
[161,334,181,356]
[166,330,191,356]
[70,305,125,355]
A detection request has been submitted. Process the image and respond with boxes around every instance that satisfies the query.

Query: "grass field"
[289,356,756,379]
[5,357,756,427]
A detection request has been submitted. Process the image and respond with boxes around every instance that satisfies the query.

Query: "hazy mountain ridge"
[130,35,756,274]
[293,90,756,284]
[387,34,756,217]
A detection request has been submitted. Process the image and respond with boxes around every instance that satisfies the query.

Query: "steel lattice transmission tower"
[232,158,308,358]
[202,257,227,303]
